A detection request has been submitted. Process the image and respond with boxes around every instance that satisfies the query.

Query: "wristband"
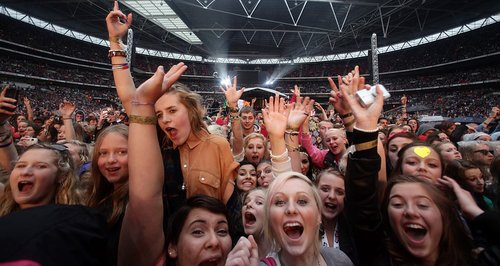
[108,50,127,59]
[129,115,157,125]
[355,139,378,152]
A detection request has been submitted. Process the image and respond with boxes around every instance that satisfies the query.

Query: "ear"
[167,243,178,259]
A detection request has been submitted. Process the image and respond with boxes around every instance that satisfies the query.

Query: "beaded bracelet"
[284,130,300,136]
[285,143,301,152]
[128,115,157,125]
[269,148,289,161]
[340,112,353,119]
[108,49,127,58]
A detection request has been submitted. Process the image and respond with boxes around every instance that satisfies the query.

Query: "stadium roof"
[2,0,500,62]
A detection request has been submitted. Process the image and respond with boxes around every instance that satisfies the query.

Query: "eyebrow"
[189,219,228,227]
[389,194,432,201]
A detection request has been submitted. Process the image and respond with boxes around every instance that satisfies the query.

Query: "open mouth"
[283,222,304,239]
[106,167,120,174]
[199,257,221,266]
[244,212,257,226]
[324,202,338,212]
[404,224,427,242]
[18,180,33,193]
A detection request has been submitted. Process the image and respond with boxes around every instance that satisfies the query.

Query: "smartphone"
[3,86,18,112]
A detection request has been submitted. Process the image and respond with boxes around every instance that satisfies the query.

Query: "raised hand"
[290,85,301,99]
[339,66,383,131]
[23,96,31,107]
[220,76,244,108]
[225,235,259,266]
[438,176,484,220]
[288,96,314,130]
[106,1,133,42]
[134,63,187,105]
[59,100,76,118]
[0,85,17,123]
[328,75,351,115]
[262,93,289,138]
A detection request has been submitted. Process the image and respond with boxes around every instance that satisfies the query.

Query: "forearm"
[0,122,17,172]
[26,105,34,122]
[110,42,136,113]
[285,132,301,172]
[120,104,164,266]
[230,112,243,155]
[62,117,76,140]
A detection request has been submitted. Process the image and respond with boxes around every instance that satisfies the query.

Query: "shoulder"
[321,246,354,266]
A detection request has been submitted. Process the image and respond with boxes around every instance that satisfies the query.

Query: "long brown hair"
[158,83,208,148]
[87,124,129,225]
[382,175,473,266]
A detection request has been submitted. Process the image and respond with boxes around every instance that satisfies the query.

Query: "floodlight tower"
[371,33,379,84]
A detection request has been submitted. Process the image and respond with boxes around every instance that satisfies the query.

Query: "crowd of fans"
[0,6,498,266]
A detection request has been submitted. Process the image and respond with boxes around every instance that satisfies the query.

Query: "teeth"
[406,224,424,229]
[284,222,301,228]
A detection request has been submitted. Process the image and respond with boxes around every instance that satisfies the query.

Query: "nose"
[403,204,418,217]
[107,153,118,163]
[417,161,427,172]
[20,166,33,176]
[160,113,171,124]
[328,189,337,201]
[285,201,297,215]
[205,231,220,249]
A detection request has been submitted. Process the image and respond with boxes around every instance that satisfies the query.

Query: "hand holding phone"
[1,84,18,113]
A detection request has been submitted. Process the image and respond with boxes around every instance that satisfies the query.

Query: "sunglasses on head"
[474,149,493,155]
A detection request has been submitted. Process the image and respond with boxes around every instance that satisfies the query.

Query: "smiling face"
[388,137,414,168]
[388,183,442,264]
[257,161,273,187]
[97,132,128,185]
[269,178,320,256]
[155,93,192,147]
[464,168,484,193]
[317,172,345,222]
[170,208,232,266]
[237,164,257,192]
[10,149,61,209]
[241,111,255,131]
[242,189,266,236]
[324,129,347,156]
[244,137,266,165]
[401,146,442,182]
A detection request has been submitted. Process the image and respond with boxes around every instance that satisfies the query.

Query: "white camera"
[355,84,390,107]
[24,138,38,146]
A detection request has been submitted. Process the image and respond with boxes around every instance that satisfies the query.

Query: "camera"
[355,84,390,107]
[25,138,38,146]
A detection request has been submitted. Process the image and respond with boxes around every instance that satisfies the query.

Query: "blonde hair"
[264,171,322,258]
[243,133,269,162]
[87,125,129,225]
[0,144,80,216]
